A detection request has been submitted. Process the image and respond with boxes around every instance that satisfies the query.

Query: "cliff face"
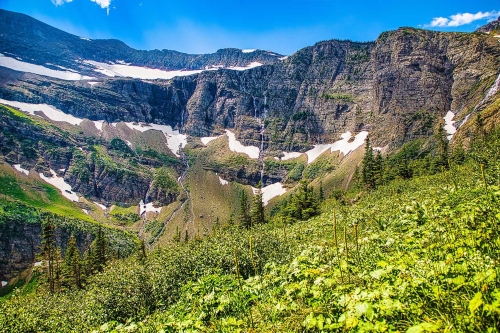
[0,221,93,281]
[2,27,498,152]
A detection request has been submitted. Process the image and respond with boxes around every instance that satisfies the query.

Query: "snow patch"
[444,111,456,140]
[225,130,260,159]
[0,53,94,80]
[252,183,287,206]
[279,56,289,61]
[82,209,89,215]
[200,136,220,145]
[219,177,229,185]
[93,201,107,210]
[139,200,162,215]
[93,120,105,131]
[275,151,303,161]
[242,49,256,53]
[84,60,217,80]
[125,140,132,147]
[39,169,79,202]
[1,281,8,287]
[484,71,500,101]
[123,122,187,156]
[228,62,263,71]
[0,99,84,125]
[13,164,30,175]
[34,261,43,267]
[59,168,66,172]
[87,81,99,86]
[80,37,91,41]
[305,131,369,164]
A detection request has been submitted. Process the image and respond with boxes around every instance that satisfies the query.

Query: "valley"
[0,7,499,332]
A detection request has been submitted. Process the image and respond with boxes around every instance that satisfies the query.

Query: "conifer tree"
[239,189,251,229]
[41,222,56,294]
[64,235,81,289]
[435,125,449,169]
[250,182,265,226]
[319,181,325,201]
[362,137,376,189]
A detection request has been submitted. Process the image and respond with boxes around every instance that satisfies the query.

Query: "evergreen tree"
[319,181,325,201]
[362,137,376,189]
[250,182,265,226]
[138,239,147,262]
[435,125,449,169]
[238,189,251,229]
[374,151,384,186]
[41,222,56,294]
[64,235,81,289]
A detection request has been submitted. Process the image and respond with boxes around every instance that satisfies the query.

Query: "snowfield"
[200,136,221,145]
[0,99,84,125]
[305,131,368,164]
[252,182,287,206]
[39,169,79,202]
[83,60,216,80]
[123,122,187,157]
[444,111,456,140]
[0,53,94,80]
[139,200,162,215]
[227,62,263,71]
[13,164,30,175]
[275,151,303,161]
[225,130,260,159]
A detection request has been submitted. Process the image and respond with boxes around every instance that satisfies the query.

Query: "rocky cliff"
[2,26,499,152]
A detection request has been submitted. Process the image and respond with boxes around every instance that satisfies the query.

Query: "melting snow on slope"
[305,131,368,164]
[87,81,99,86]
[228,62,263,71]
[275,151,303,161]
[84,60,219,80]
[93,120,105,131]
[123,122,187,156]
[242,49,256,53]
[1,281,7,287]
[13,164,30,175]
[219,177,229,185]
[139,200,162,215]
[444,111,456,140]
[0,53,94,80]
[82,209,89,215]
[225,130,260,159]
[0,99,84,125]
[80,37,91,41]
[252,182,287,206]
[93,201,107,210]
[200,136,220,145]
[39,169,79,202]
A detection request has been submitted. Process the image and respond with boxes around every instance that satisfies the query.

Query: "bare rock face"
[476,16,500,34]
[2,26,499,154]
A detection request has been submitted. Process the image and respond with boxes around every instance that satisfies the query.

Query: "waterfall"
[474,70,500,112]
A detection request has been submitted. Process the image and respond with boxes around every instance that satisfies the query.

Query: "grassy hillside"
[1,125,500,331]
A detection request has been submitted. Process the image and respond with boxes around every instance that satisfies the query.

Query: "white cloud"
[51,0,73,6]
[427,10,499,27]
[91,0,111,15]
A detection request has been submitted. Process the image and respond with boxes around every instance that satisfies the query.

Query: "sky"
[0,0,498,55]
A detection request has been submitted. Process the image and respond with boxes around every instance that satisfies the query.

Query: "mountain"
[1,10,500,288]
[0,9,284,78]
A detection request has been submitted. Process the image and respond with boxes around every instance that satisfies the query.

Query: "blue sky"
[0,0,498,55]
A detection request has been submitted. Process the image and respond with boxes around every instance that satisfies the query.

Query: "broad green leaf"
[469,292,483,315]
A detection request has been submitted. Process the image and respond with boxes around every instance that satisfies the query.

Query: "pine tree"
[64,235,81,289]
[41,222,56,294]
[319,181,325,201]
[435,125,449,169]
[238,189,251,229]
[138,239,147,262]
[250,182,265,226]
[362,137,376,189]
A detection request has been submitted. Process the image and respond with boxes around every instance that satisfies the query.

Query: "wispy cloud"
[425,10,499,28]
[51,0,73,6]
[51,0,112,15]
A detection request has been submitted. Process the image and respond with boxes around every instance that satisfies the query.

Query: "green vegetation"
[320,93,354,103]
[152,167,179,193]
